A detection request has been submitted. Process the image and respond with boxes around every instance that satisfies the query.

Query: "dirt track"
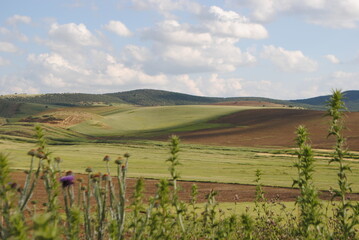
[165,109,359,151]
[10,172,359,203]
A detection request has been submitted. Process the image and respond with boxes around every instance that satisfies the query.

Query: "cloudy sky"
[1,0,359,99]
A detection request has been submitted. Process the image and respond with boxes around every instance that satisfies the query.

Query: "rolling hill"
[1,89,359,116]
[292,90,359,110]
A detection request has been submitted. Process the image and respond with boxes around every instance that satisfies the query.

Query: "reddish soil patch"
[212,101,285,107]
[162,109,359,151]
[10,171,359,204]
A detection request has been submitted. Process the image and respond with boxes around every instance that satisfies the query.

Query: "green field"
[3,139,359,192]
[70,105,255,137]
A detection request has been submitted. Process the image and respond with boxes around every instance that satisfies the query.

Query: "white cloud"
[49,23,100,47]
[0,41,19,53]
[28,53,91,75]
[204,6,268,39]
[0,27,10,35]
[324,54,340,64]
[226,0,359,28]
[332,71,357,79]
[122,45,151,62]
[0,76,39,95]
[142,20,213,46]
[175,74,204,96]
[206,74,243,96]
[0,57,10,66]
[261,45,318,72]
[0,26,28,42]
[139,6,261,75]
[328,71,359,90]
[129,0,202,16]
[41,74,70,88]
[104,20,132,37]
[6,15,32,25]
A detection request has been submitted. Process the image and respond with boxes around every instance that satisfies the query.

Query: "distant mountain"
[1,93,124,106]
[291,90,359,110]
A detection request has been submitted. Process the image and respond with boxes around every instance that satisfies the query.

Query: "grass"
[70,105,258,137]
[3,139,359,192]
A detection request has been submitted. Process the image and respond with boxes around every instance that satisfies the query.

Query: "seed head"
[103,155,110,162]
[115,157,123,165]
[35,150,46,159]
[102,174,110,181]
[85,167,93,173]
[124,153,130,158]
[27,149,36,156]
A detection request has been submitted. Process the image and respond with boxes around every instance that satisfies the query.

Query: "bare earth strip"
[163,109,359,151]
[10,172,359,203]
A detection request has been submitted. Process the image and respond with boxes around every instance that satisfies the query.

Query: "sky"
[1,0,359,100]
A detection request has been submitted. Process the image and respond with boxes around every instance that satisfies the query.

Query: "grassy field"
[2,139,359,192]
[70,105,256,137]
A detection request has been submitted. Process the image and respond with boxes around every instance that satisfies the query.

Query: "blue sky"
[1,0,359,99]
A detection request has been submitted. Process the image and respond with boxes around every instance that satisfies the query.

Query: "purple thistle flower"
[60,175,75,188]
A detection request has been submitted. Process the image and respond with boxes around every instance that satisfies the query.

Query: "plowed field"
[168,109,359,151]
[10,172,359,203]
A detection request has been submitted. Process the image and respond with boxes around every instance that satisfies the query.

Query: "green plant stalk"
[62,186,72,239]
[327,89,357,238]
[82,173,92,240]
[130,178,145,240]
[293,125,323,238]
[166,135,185,233]
[97,179,108,240]
[19,156,43,211]
[119,161,127,238]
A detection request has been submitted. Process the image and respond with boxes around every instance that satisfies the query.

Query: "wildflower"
[85,167,93,173]
[102,174,110,181]
[60,175,75,188]
[124,153,130,158]
[103,155,110,162]
[115,157,123,165]
[27,149,36,156]
[36,150,46,159]
[8,182,17,189]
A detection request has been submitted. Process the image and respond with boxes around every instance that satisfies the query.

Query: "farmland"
[1,90,359,239]
[1,92,359,193]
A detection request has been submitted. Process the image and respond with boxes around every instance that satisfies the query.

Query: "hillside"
[1,89,359,120]
[291,90,359,110]
[106,89,223,105]
[1,93,124,106]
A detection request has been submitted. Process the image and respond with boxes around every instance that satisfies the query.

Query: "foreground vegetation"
[1,90,359,239]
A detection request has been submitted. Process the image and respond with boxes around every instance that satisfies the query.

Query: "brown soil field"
[212,101,286,108]
[10,171,359,204]
[164,109,359,151]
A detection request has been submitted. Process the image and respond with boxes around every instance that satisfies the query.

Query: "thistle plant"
[129,177,145,239]
[166,135,186,233]
[0,153,28,240]
[293,125,323,238]
[327,89,358,239]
